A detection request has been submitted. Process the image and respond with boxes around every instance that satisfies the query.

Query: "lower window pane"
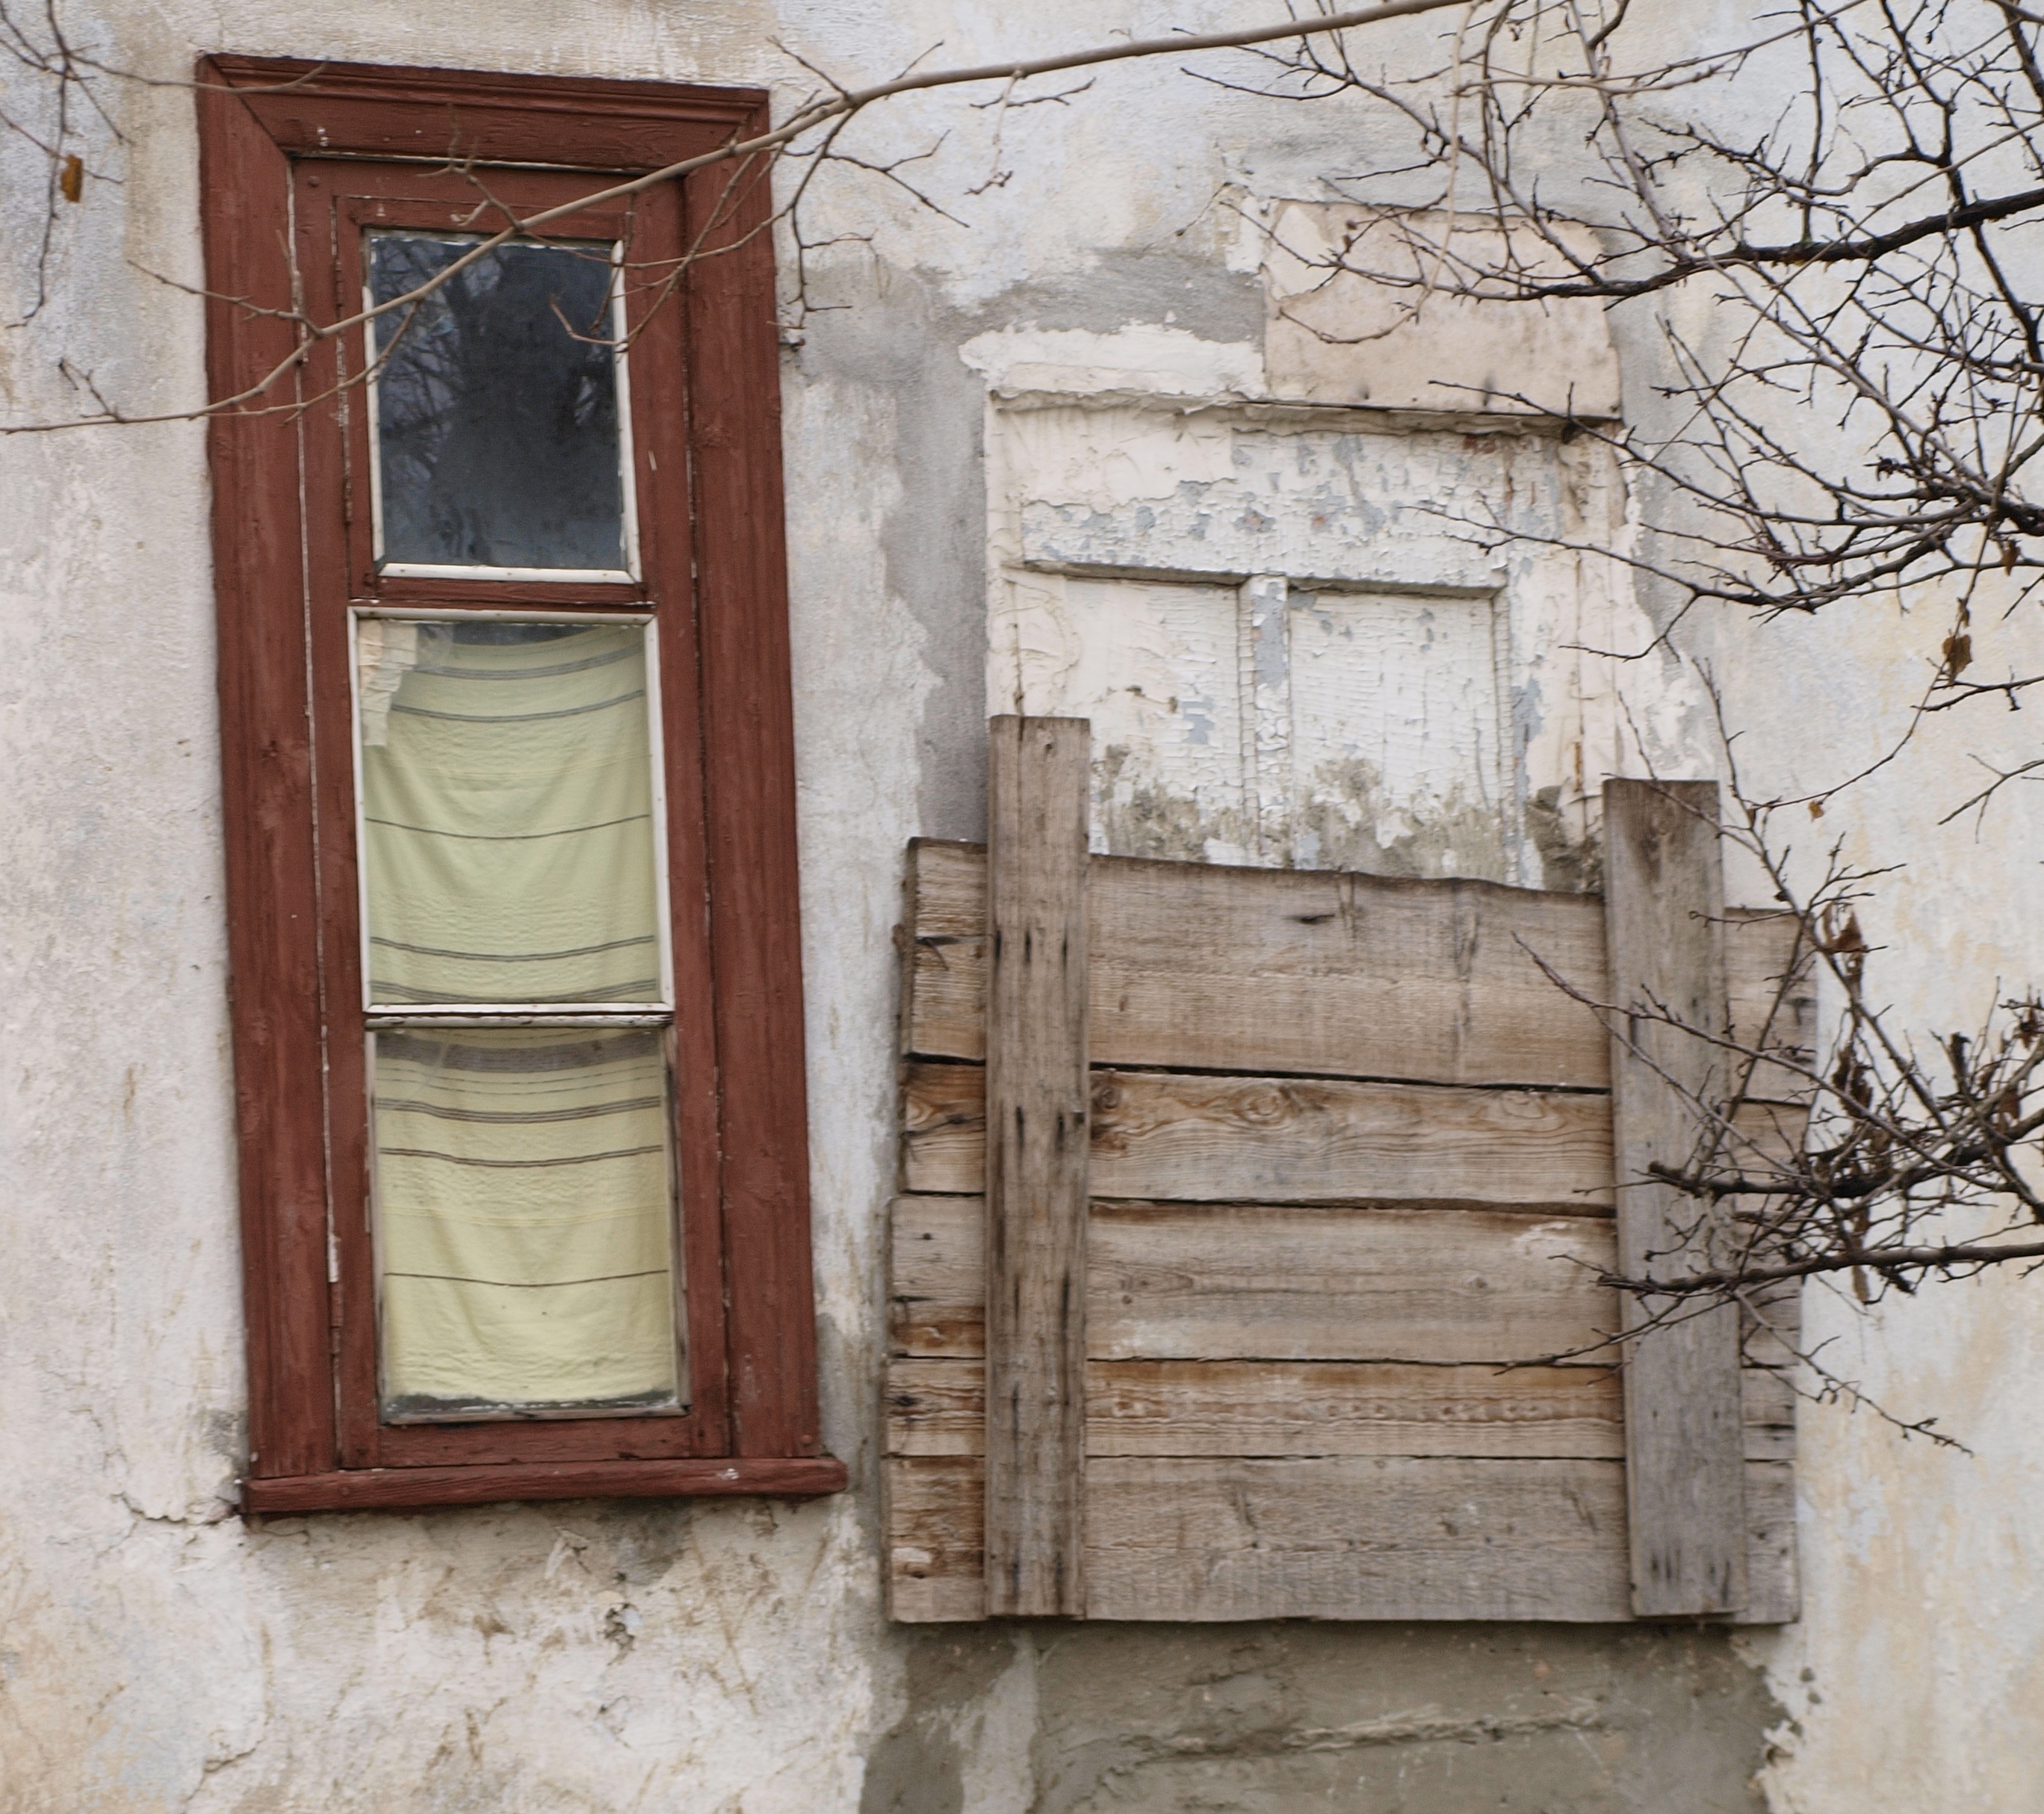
[371,1024,684,1420]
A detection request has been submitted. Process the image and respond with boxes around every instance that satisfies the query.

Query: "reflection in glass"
[369,233,627,572]
[356,619,663,1006]
[374,1025,681,1417]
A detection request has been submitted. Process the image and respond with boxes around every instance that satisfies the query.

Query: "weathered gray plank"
[1725,909,1818,1103]
[1088,1360,1626,1459]
[904,841,1814,1098]
[982,716,1091,1618]
[889,1193,985,1358]
[1085,1456,1633,1621]
[905,1062,1614,1209]
[1090,1204,1618,1364]
[886,1453,1795,1626]
[891,1356,1624,1459]
[1738,1459,1800,1625]
[889,1355,1788,1462]
[885,1456,986,1624]
[1605,778,1748,1617]
[902,840,1612,1086]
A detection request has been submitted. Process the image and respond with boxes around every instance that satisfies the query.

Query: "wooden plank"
[905,1063,1614,1208]
[902,841,1612,1086]
[1091,1204,1617,1363]
[885,1457,987,1623]
[243,1455,847,1515]
[883,1453,1796,1626]
[1604,778,1748,1617]
[903,843,1815,1095]
[1089,1361,1623,1459]
[889,1355,1789,1464]
[890,1197,1619,1365]
[1726,908,1818,1103]
[1737,1459,1800,1625]
[1086,1456,1634,1620]
[982,716,1091,1618]
[889,1194,986,1358]
[900,840,988,1062]
[891,1357,1623,1459]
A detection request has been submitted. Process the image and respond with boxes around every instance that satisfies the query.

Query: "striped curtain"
[360,620,662,1006]
[374,1027,680,1416]
[356,619,681,1417]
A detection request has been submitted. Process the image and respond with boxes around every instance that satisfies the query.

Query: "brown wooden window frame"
[198,55,843,1514]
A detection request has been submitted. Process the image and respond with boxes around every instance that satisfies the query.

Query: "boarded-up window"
[885,725,1809,1623]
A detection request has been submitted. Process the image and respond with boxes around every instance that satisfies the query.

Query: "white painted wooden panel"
[1057,578,1252,863]
[1286,589,1505,880]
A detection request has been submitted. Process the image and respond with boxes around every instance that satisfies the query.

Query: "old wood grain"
[903,841,1613,1086]
[1605,778,1748,1617]
[1089,1204,1619,1363]
[889,1357,1621,1458]
[904,842,1813,1100]
[885,1456,988,1624]
[1086,1455,1634,1620]
[888,1355,1789,1462]
[885,1449,1795,1624]
[982,716,1091,1618]
[905,1062,1614,1208]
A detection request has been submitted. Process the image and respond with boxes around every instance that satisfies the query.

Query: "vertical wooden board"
[1604,778,1748,1616]
[982,717,1091,1618]
[198,68,337,1480]
[886,1457,986,1623]
[1083,1457,1635,1622]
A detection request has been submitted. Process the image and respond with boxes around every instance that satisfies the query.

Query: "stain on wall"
[878,1623,1780,1813]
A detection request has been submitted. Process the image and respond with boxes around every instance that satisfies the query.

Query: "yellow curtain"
[374,1026,681,1415]
[359,621,662,1006]
[355,620,681,1416]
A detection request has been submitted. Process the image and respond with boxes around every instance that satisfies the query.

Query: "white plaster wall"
[1,4,2043,1810]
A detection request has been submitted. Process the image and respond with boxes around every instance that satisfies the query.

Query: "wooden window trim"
[197,55,843,1512]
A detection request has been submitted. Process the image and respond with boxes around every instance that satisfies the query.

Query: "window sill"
[240,1455,848,1515]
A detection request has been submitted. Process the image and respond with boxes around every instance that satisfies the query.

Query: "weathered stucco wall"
[3,4,2043,1810]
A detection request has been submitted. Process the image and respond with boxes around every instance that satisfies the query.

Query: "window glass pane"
[369,233,627,572]
[374,1025,681,1419]
[358,619,663,1006]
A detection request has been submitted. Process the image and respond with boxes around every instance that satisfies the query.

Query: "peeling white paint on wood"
[983,396,1664,885]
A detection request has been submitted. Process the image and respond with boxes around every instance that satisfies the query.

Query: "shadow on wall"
[862,1622,1779,1814]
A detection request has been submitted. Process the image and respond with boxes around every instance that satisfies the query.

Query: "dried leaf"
[1809,798,1825,819]
[1942,631,1972,678]
[58,153,82,204]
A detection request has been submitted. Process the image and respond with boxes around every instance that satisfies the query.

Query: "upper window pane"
[357,618,665,1006]
[368,234,630,574]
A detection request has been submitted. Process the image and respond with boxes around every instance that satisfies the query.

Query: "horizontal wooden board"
[905,1063,1614,1209]
[888,1358,1622,1459]
[888,1455,1796,1623]
[1090,1204,1619,1363]
[903,841,1812,1095]
[887,1356,1793,1463]
[885,1455,985,1623]
[1725,908,1818,1104]
[890,1196,1620,1364]
[889,1192,986,1358]
[1086,1455,1632,1620]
